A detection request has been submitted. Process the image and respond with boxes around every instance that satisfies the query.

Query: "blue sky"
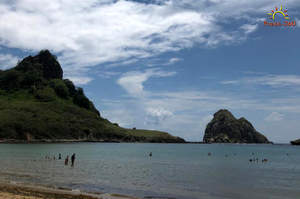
[0,0,299,143]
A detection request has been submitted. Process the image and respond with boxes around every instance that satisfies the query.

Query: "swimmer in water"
[71,153,76,167]
[65,155,69,165]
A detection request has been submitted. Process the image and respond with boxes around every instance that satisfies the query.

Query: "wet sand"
[0,183,139,199]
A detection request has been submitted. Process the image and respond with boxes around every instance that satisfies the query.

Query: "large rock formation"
[0,50,185,143]
[16,50,63,79]
[291,139,300,145]
[203,109,270,143]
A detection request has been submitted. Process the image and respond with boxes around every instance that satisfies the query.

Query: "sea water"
[0,143,299,199]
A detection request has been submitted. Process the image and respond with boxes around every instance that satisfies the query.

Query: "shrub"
[35,87,56,102]
[50,79,69,99]
[21,70,42,88]
[73,88,90,109]
[0,70,21,90]
[64,79,76,96]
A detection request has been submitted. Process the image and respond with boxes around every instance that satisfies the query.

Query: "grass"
[0,90,184,143]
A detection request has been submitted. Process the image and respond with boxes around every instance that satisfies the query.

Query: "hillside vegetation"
[0,50,185,143]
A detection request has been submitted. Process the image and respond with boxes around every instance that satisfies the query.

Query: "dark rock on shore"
[291,139,300,145]
[203,109,270,144]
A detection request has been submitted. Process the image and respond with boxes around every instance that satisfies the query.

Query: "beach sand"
[0,183,139,199]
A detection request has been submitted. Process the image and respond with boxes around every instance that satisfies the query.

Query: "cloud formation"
[0,0,286,78]
[117,68,176,97]
[265,112,284,122]
[221,74,300,87]
[0,53,19,70]
[145,107,173,125]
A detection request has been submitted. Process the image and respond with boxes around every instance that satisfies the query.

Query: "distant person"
[71,153,76,167]
[65,155,69,165]
[59,153,62,160]
[208,152,212,156]
[149,152,152,157]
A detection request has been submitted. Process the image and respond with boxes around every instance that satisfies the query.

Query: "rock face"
[16,50,63,79]
[291,139,300,145]
[203,109,270,143]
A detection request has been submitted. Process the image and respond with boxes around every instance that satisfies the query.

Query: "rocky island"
[203,109,270,143]
[291,139,300,145]
[0,50,185,143]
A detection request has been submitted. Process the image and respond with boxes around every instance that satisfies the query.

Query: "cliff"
[0,50,185,143]
[203,109,270,143]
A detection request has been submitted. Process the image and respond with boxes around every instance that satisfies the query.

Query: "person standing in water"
[71,153,76,167]
[65,155,69,165]
[59,153,62,160]
[149,152,152,157]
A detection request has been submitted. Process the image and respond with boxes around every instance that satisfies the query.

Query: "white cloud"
[221,80,240,85]
[265,112,284,122]
[221,74,300,87]
[117,68,176,97]
[145,107,173,125]
[0,0,292,80]
[102,109,135,127]
[97,71,121,79]
[0,1,214,70]
[64,76,93,85]
[165,57,183,65]
[240,24,258,34]
[0,53,19,70]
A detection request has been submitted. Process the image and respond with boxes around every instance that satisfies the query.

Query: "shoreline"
[0,182,139,199]
[0,140,285,145]
[0,139,187,144]
[0,139,282,144]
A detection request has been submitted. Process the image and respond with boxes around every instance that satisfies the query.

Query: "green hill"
[0,50,185,143]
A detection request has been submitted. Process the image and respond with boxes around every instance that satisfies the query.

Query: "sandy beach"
[0,183,139,199]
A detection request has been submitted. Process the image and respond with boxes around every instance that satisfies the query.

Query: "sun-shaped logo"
[267,5,289,21]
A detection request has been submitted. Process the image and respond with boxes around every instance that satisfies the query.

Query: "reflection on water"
[0,143,299,199]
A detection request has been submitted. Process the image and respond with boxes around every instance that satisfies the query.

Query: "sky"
[0,0,299,143]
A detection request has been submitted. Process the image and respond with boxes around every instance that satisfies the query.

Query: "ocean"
[0,143,299,199]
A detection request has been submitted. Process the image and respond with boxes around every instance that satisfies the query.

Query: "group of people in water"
[249,152,268,163]
[249,158,268,163]
[45,153,76,167]
[207,152,269,163]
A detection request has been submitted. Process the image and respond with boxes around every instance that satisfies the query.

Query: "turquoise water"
[0,143,299,199]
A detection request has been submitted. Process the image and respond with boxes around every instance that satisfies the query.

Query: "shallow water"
[0,143,299,199]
